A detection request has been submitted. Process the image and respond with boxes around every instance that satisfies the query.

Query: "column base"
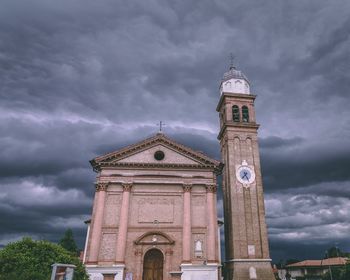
[86,264,125,280]
[180,263,219,280]
[225,259,275,280]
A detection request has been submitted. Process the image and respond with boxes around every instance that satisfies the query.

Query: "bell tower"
[217,64,275,280]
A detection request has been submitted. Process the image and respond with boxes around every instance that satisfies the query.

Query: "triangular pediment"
[117,144,200,165]
[90,133,222,173]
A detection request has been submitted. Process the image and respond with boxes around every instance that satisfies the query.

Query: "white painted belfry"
[220,66,250,95]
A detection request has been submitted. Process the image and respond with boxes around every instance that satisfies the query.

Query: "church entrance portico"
[142,249,164,280]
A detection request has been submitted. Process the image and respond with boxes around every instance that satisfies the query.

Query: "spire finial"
[229,53,236,70]
[157,121,166,133]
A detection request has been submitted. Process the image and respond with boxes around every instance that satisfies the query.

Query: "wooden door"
[142,249,163,280]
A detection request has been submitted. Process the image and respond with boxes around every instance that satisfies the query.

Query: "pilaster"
[88,182,108,263]
[182,183,192,263]
[115,182,133,264]
[206,184,217,263]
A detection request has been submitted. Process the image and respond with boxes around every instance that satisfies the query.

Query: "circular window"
[154,150,165,161]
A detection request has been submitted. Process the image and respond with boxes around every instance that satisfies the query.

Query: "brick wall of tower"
[217,92,274,280]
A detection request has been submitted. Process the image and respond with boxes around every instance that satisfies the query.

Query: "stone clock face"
[236,163,255,185]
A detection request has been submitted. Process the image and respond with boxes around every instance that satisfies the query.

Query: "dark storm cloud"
[260,136,304,149]
[261,142,350,191]
[0,118,98,177]
[0,0,349,261]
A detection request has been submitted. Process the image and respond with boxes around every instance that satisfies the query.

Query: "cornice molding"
[216,92,257,112]
[94,161,223,175]
[217,122,260,140]
[134,231,175,245]
[90,134,222,173]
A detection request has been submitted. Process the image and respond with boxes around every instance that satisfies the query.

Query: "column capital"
[206,184,217,193]
[122,182,133,192]
[165,248,174,256]
[95,182,109,192]
[182,183,192,192]
[134,249,143,256]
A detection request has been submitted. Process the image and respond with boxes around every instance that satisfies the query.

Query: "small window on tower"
[232,105,240,122]
[242,106,249,122]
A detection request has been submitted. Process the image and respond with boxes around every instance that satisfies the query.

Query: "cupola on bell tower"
[220,65,250,95]
[217,64,275,280]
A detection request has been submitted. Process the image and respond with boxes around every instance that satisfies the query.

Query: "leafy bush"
[0,237,88,280]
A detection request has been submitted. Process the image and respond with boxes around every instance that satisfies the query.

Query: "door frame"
[142,248,164,280]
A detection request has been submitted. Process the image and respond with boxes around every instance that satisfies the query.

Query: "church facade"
[83,65,275,280]
[83,134,223,280]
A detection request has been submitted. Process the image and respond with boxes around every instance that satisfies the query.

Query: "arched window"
[232,105,240,122]
[242,106,249,122]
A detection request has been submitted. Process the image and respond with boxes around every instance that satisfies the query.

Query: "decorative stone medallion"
[154,150,165,161]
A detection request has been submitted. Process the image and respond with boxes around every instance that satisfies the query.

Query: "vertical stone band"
[88,182,108,263]
[115,182,133,263]
[206,184,217,262]
[134,249,143,280]
[182,184,192,263]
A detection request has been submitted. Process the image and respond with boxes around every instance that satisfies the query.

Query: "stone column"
[182,184,192,263]
[115,182,132,264]
[206,184,217,262]
[88,182,108,263]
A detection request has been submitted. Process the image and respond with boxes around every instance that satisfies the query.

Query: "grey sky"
[1,0,349,261]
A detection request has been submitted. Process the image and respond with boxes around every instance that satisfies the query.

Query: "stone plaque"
[248,245,255,256]
[138,197,174,223]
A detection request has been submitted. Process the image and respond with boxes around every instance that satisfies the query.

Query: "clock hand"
[242,172,249,181]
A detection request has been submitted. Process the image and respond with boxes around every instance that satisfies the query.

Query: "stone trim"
[94,161,222,174]
[90,133,222,171]
[134,249,143,256]
[226,258,272,263]
[121,182,132,192]
[216,92,256,112]
[165,248,174,256]
[182,184,192,192]
[134,231,175,245]
[95,182,109,191]
[217,121,260,140]
[206,184,217,193]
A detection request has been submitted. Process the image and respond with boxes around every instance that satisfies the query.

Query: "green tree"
[285,259,300,266]
[0,237,88,280]
[342,262,350,280]
[322,262,350,280]
[325,246,342,258]
[59,229,78,255]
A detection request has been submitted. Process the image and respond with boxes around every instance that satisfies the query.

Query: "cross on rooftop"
[157,121,166,133]
[229,53,236,69]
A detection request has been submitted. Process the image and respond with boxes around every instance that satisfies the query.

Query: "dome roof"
[222,66,249,84]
